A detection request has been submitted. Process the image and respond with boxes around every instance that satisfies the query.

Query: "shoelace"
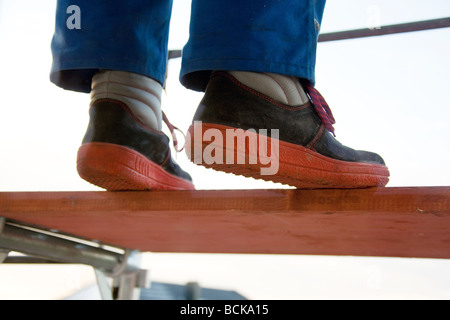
[162,111,185,152]
[305,84,336,136]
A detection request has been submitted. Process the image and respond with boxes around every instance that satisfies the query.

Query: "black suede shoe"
[185,71,389,189]
[77,99,194,191]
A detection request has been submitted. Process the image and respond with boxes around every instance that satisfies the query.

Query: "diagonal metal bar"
[0,221,124,272]
[318,17,450,42]
[168,17,450,59]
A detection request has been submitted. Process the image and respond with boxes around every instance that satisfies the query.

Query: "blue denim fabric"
[181,0,326,91]
[50,0,326,93]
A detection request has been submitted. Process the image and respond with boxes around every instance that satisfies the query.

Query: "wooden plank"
[0,187,449,259]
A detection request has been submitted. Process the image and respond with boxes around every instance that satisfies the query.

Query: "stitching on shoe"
[91,98,164,136]
[215,71,311,112]
[306,124,325,151]
[160,148,171,167]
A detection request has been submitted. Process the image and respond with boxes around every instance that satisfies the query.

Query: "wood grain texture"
[1,187,449,259]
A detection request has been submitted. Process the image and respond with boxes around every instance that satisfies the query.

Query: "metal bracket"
[0,217,4,233]
[95,249,150,300]
[0,218,9,263]
[0,218,150,300]
[0,251,8,264]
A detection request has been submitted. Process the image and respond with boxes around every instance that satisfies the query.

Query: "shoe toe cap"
[355,150,386,166]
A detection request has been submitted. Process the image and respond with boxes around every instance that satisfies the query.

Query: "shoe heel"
[77,142,194,191]
[77,142,147,190]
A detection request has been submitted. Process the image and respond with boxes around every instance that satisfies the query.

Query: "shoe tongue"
[305,85,336,136]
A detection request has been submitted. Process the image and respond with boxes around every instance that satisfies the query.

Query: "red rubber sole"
[186,123,390,189]
[77,142,195,191]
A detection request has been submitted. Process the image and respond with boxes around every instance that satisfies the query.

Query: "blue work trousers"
[50,0,326,93]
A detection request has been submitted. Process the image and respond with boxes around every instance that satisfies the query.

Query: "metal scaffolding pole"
[0,218,150,300]
[168,17,450,59]
[318,17,450,42]
[0,222,123,272]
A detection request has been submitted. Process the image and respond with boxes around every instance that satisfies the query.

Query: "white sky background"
[0,1,449,299]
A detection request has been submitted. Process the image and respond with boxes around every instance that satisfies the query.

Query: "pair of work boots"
[77,71,389,190]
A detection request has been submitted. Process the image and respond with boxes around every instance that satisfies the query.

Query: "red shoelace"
[305,85,336,136]
[162,111,185,152]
